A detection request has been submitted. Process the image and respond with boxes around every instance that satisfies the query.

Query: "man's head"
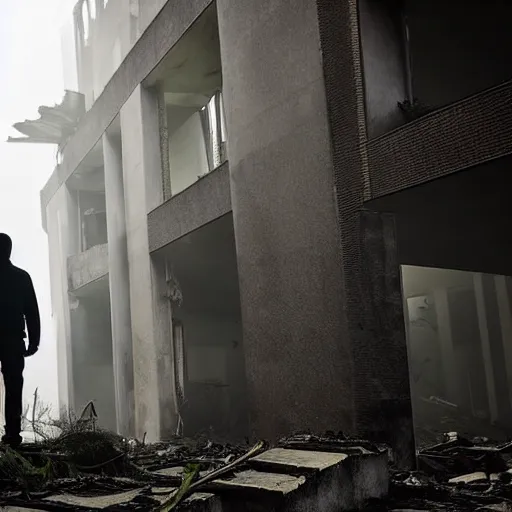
[0,233,13,261]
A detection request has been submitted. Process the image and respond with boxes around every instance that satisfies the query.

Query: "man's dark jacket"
[0,260,40,349]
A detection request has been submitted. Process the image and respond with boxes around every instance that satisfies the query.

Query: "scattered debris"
[3,428,512,510]
[389,433,512,511]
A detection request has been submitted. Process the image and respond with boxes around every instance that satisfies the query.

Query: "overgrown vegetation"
[0,395,133,493]
[1,394,264,511]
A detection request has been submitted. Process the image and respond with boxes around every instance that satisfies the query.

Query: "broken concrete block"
[0,508,44,512]
[151,488,223,511]
[42,487,222,511]
[44,489,141,508]
[448,472,488,484]
[211,447,388,511]
[254,447,388,506]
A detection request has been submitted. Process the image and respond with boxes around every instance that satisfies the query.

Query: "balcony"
[67,243,108,292]
[367,80,512,199]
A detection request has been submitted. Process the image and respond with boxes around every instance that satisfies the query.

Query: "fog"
[0,0,76,415]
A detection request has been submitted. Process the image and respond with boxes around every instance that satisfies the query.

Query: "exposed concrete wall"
[217,0,355,439]
[67,243,108,291]
[138,0,168,37]
[46,187,76,414]
[103,131,135,437]
[120,85,176,441]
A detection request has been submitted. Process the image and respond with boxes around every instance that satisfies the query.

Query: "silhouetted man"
[0,233,40,447]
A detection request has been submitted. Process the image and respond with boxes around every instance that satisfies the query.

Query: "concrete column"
[475,273,512,425]
[474,273,499,423]
[217,0,354,441]
[120,85,176,441]
[46,187,76,415]
[496,276,512,412]
[433,289,458,404]
[103,130,135,437]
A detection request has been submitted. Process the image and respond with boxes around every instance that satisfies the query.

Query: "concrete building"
[9,0,512,465]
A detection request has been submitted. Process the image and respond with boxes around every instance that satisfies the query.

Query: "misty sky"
[0,0,76,413]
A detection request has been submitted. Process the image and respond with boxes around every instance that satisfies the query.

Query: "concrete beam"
[67,243,108,292]
[367,80,512,199]
[147,162,231,252]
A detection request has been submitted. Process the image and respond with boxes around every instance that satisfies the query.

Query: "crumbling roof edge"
[5,89,85,146]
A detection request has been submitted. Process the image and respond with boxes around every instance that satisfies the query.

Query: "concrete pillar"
[474,273,512,425]
[46,187,76,415]
[433,289,458,404]
[103,130,135,437]
[495,276,512,412]
[120,85,176,441]
[475,273,500,423]
[217,0,354,441]
[359,211,415,467]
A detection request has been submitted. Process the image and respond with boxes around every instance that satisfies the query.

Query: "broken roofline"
[6,90,86,146]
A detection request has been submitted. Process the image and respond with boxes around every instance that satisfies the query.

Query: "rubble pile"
[0,429,262,511]
[1,429,512,511]
[388,433,512,512]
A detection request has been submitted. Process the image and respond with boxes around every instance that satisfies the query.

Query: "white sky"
[0,0,76,414]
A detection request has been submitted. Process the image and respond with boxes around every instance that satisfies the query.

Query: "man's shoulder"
[9,264,31,281]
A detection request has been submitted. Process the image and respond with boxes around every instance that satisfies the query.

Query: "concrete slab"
[44,489,141,508]
[247,447,388,511]
[216,469,306,494]
[0,508,44,512]
[251,448,348,471]
[151,487,223,511]
[42,486,222,511]
[214,449,387,512]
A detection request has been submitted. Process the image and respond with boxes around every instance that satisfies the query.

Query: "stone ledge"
[154,444,389,511]
[367,80,512,199]
[67,243,109,292]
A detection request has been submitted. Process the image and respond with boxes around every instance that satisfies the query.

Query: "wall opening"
[67,142,107,254]
[402,265,512,447]
[158,214,248,440]
[360,0,512,137]
[144,5,225,197]
[70,276,116,431]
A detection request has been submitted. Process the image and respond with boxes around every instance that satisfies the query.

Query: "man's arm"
[24,273,41,351]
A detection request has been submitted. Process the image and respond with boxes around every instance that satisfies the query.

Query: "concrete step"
[154,442,389,511]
